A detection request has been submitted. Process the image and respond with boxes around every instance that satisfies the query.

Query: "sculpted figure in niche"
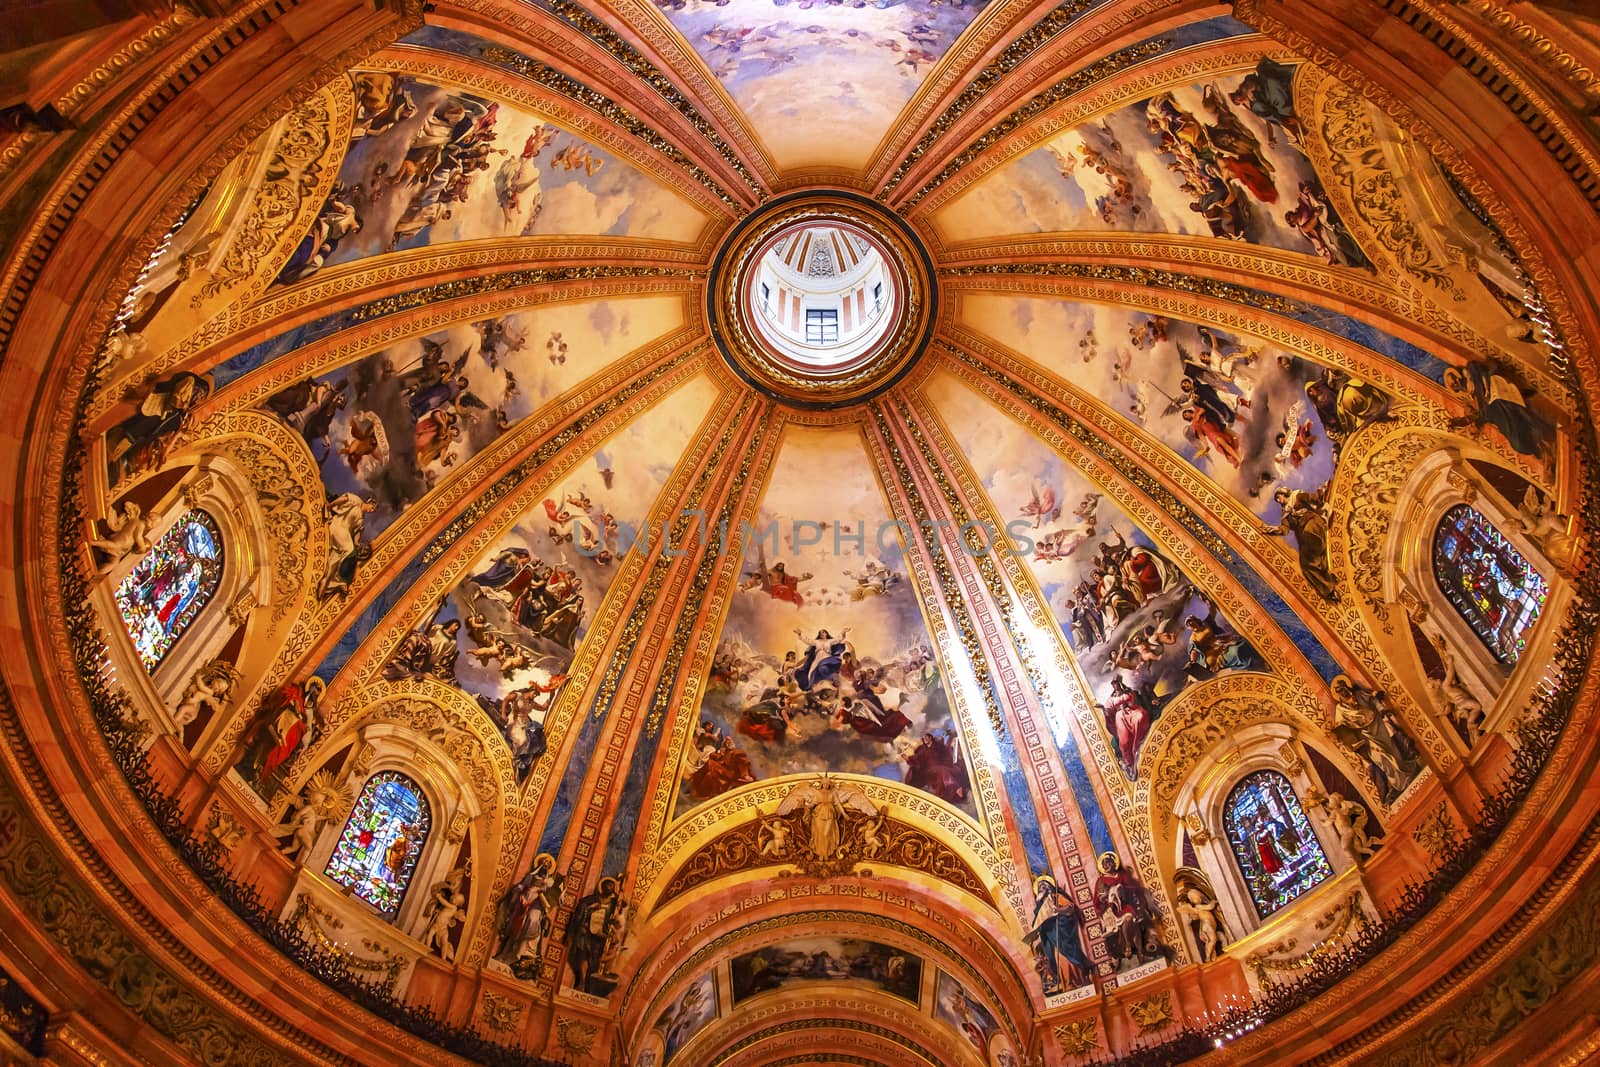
[171,659,242,730]
[1330,675,1422,803]
[1428,642,1487,745]
[271,770,348,862]
[1518,486,1576,573]
[91,501,152,574]
[1173,869,1228,962]
[422,864,470,962]
[1327,791,1382,864]
[494,852,562,980]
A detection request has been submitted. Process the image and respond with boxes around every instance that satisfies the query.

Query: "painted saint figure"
[236,677,325,793]
[1025,874,1091,993]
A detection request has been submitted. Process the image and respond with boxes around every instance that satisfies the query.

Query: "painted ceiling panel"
[955,293,1388,522]
[422,371,719,781]
[277,71,708,287]
[651,0,991,171]
[925,371,1269,781]
[674,423,974,818]
[258,294,687,543]
[932,60,1369,267]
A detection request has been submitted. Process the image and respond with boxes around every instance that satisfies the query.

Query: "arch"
[324,770,433,919]
[1221,770,1334,919]
[111,507,223,672]
[1431,502,1549,669]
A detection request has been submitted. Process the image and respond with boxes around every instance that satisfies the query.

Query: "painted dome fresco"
[2,2,1600,1066]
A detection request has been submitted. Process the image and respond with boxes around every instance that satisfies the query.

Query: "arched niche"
[1173,723,1372,949]
[1385,447,1573,743]
[90,454,271,734]
[280,716,485,981]
[622,902,1031,1061]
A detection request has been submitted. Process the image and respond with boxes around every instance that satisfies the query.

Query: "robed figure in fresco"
[1026,874,1092,993]
[236,678,325,793]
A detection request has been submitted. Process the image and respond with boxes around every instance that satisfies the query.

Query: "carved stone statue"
[269,770,349,862]
[1429,645,1487,745]
[422,865,470,961]
[171,659,242,730]
[1327,791,1382,864]
[1176,889,1227,962]
[757,815,791,857]
[1518,486,1576,573]
[104,328,148,364]
[91,500,151,574]
[1173,868,1229,962]
[272,802,322,862]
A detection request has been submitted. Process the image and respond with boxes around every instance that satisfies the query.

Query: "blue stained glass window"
[324,772,431,918]
[1432,503,1548,667]
[1223,770,1333,919]
[112,509,224,672]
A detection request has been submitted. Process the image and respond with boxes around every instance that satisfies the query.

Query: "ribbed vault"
[2,2,1600,1067]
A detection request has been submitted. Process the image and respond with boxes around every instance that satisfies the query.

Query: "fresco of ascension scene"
[927,373,1260,780]
[959,293,1399,534]
[382,375,719,782]
[276,72,705,285]
[935,59,1370,267]
[652,0,991,170]
[730,937,922,1007]
[651,972,716,1063]
[679,426,973,818]
[260,296,685,547]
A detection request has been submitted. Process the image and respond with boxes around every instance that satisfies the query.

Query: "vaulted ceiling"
[3,2,1600,1066]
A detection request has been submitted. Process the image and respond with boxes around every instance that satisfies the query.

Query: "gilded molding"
[0,694,304,1065]
[878,0,1132,200]
[469,44,739,210]
[537,0,765,203]
[900,39,1167,211]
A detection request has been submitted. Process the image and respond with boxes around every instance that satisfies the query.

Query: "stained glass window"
[112,509,224,672]
[1223,771,1333,919]
[1432,503,1548,667]
[324,772,431,919]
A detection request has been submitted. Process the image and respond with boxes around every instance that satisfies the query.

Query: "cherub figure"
[422,865,470,961]
[271,799,323,862]
[757,815,791,857]
[91,500,151,574]
[1327,791,1382,864]
[1174,877,1228,962]
[269,771,349,862]
[1428,643,1487,745]
[171,659,242,729]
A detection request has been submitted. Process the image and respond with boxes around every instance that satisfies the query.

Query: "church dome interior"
[2,1,1599,1065]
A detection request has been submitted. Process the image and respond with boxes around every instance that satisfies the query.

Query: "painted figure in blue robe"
[1026,874,1091,993]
